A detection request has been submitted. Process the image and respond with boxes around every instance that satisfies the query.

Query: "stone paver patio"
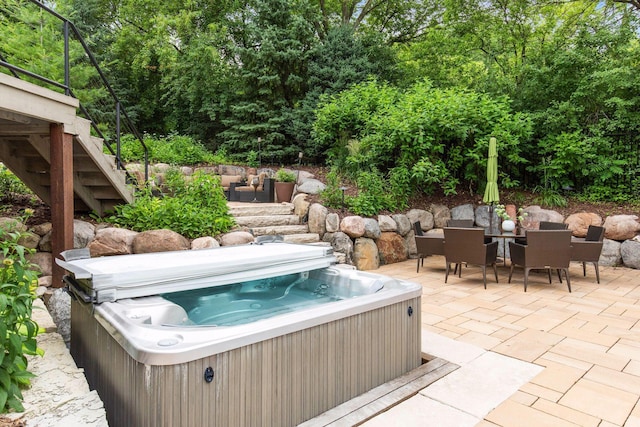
[370,256,640,426]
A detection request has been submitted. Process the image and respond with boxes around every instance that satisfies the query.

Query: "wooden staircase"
[0,73,133,215]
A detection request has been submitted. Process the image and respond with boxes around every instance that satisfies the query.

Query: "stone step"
[235,215,300,228]
[282,233,321,244]
[250,224,310,236]
[228,202,294,217]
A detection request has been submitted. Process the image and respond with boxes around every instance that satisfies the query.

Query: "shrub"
[275,169,296,183]
[0,166,32,200]
[0,211,43,413]
[115,134,227,165]
[110,171,235,239]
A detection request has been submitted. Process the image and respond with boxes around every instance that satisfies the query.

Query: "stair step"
[228,202,294,217]
[235,215,300,228]
[249,225,310,236]
[282,233,321,244]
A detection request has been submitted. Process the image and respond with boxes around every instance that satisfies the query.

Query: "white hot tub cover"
[57,242,336,303]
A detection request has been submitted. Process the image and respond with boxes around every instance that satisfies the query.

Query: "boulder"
[132,229,190,253]
[326,213,340,233]
[38,275,53,288]
[353,237,380,271]
[475,205,495,229]
[30,222,52,236]
[430,204,450,228]
[219,231,255,246]
[521,206,564,230]
[565,213,603,238]
[599,239,622,267]
[340,216,365,238]
[603,215,640,241]
[191,236,220,250]
[296,170,315,184]
[451,204,475,222]
[363,218,381,239]
[0,217,27,233]
[392,214,411,236]
[323,232,353,264]
[296,179,326,195]
[73,219,96,249]
[27,252,52,276]
[88,228,139,257]
[406,231,417,256]
[376,232,408,265]
[45,288,71,344]
[292,193,310,219]
[406,209,434,232]
[18,231,40,249]
[377,215,397,232]
[621,240,640,269]
[308,203,328,236]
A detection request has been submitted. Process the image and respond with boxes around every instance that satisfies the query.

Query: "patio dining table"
[485,230,526,265]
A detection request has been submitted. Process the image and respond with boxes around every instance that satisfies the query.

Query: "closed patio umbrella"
[483,137,500,232]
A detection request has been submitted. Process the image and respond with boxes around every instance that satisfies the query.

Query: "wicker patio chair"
[443,227,498,289]
[508,229,573,292]
[571,225,605,284]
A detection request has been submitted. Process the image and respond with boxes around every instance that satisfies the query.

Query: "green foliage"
[0,211,42,413]
[319,169,346,209]
[531,188,568,208]
[116,134,221,165]
[275,169,296,183]
[246,151,259,168]
[110,171,235,239]
[347,170,396,217]
[0,166,32,200]
[314,79,531,196]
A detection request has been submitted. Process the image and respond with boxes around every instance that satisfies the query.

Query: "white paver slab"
[422,329,486,365]
[420,351,543,419]
[361,394,480,427]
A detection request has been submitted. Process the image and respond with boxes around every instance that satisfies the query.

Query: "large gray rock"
[219,231,255,246]
[132,229,190,253]
[323,232,353,264]
[88,227,139,257]
[326,213,340,233]
[406,209,434,232]
[430,204,450,228]
[621,240,640,269]
[565,213,603,238]
[406,230,417,256]
[340,216,365,238]
[392,214,411,236]
[296,170,315,184]
[45,288,71,345]
[353,237,380,271]
[475,205,496,229]
[191,236,220,250]
[603,215,640,241]
[363,218,381,239]
[27,252,52,276]
[451,204,475,222]
[30,222,52,237]
[73,220,96,249]
[376,232,408,265]
[377,215,397,232]
[308,203,328,236]
[521,206,564,229]
[600,239,622,267]
[296,179,326,195]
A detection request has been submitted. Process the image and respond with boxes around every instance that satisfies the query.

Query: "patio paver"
[373,257,640,426]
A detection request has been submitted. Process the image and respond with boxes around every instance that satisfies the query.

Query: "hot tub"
[58,242,422,427]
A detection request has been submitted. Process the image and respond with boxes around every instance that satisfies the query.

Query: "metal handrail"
[0,0,148,184]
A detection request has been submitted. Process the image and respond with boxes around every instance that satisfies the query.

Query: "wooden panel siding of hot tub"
[70,297,421,427]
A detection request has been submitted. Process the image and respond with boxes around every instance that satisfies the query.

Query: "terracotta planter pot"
[275,182,295,203]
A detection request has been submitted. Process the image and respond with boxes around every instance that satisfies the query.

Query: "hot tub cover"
[57,242,336,303]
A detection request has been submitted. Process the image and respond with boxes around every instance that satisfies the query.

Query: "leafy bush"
[0,166,32,200]
[347,170,395,217]
[320,169,348,209]
[110,171,235,239]
[0,211,42,413]
[116,134,227,165]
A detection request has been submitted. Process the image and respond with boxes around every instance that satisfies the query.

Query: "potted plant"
[274,169,296,203]
[494,204,527,232]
